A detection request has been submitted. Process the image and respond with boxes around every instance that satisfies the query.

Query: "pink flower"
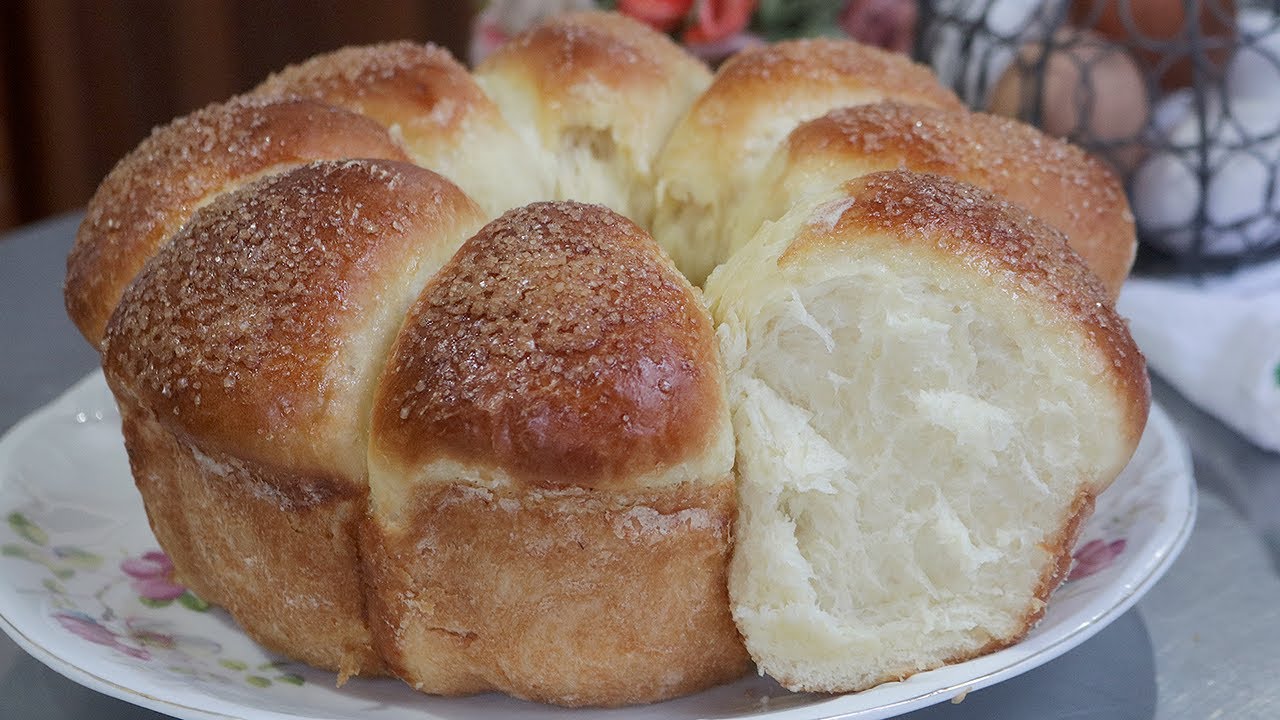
[839,0,919,54]
[54,611,151,660]
[121,551,187,601]
[1068,538,1126,581]
[470,12,512,66]
[683,0,757,45]
[619,0,694,33]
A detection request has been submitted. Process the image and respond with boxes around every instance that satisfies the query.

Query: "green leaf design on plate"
[138,597,172,609]
[42,578,66,594]
[257,660,287,671]
[219,659,248,671]
[1,543,33,559]
[52,567,75,580]
[7,513,47,546]
[178,591,210,612]
[1274,361,1280,387]
[53,546,103,570]
[275,673,305,686]
[245,675,272,688]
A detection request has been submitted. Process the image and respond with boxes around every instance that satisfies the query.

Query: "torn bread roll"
[475,12,711,227]
[252,41,551,218]
[652,39,964,285]
[705,170,1148,693]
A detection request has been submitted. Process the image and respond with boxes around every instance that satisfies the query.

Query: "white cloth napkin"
[1118,260,1280,453]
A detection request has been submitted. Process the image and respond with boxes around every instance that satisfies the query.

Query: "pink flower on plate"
[54,611,151,660]
[121,551,186,602]
[1068,538,1127,581]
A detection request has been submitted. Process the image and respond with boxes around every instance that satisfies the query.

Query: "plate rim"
[0,371,1198,720]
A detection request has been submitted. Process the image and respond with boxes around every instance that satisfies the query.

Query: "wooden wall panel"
[0,2,17,231]
[0,0,474,234]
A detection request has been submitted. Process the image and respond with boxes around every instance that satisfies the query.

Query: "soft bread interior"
[654,90,893,285]
[473,74,650,226]
[472,13,711,229]
[394,115,553,220]
[707,196,1131,691]
[652,35,966,288]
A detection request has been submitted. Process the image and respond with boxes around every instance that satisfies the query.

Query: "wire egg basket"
[915,0,1280,274]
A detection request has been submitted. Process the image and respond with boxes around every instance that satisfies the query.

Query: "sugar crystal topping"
[105,160,472,457]
[381,201,719,487]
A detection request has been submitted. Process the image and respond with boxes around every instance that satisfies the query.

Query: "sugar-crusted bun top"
[103,160,485,483]
[372,201,732,493]
[66,97,408,348]
[753,102,1136,296]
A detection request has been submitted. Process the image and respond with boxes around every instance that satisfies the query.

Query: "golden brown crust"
[476,11,707,105]
[688,38,961,134]
[103,159,485,481]
[117,401,384,678]
[363,478,749,707]
[66,97,408,349]
[783,170,1150,455]
[373,201,724,490]
[252,42,497,150]
[781,102,1137,295]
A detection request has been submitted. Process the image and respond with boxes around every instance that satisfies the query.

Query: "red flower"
[839,0,919,54]
[618,0,694,33]
[683,0,757,45]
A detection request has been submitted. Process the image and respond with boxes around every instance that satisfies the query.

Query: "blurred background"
[2,0,1277,274]
[0,1,472,232]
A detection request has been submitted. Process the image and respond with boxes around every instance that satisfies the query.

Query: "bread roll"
[65,97,409,349]
[475,12,711,227]
[705,170,1148,692]
[364,201,747,706]
[731,102,1138,296]
[103,160,486,679]
[652,39,964,284]
[253,42,551,218]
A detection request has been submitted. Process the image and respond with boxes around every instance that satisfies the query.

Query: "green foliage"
[751,0,845,40]
[7,512,47,546]
[178,591,210,612]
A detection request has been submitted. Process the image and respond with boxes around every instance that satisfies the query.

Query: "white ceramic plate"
[0,372,1196,720]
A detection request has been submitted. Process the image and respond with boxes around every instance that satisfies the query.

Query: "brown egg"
[988,28,1149,174]
[1069,0,1237,90]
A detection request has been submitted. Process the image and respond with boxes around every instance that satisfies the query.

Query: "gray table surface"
[1,213,1277,720]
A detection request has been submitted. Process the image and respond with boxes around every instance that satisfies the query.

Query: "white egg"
[1132,146,1200,232]
[922,0,1063,105]
[1227,9,1280,100]
[1134,95,1280,257]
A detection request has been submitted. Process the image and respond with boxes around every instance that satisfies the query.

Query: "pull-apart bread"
[66,9,1148,708]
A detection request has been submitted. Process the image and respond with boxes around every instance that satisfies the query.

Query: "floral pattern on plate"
[4,510,304,690]
[0,371,1196,720]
